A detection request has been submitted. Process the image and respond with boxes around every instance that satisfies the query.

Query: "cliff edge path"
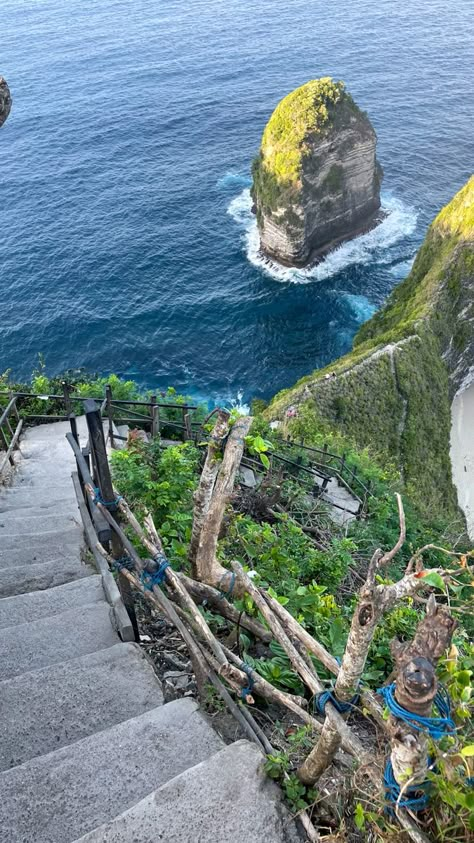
[0,420,295,843]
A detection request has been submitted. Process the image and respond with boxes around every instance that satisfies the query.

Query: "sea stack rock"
[251,78,383,266]
[0,78,12,128]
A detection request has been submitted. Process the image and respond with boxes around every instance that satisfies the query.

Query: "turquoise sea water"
[0,0,472,406]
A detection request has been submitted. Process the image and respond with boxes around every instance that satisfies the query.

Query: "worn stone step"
[0,525,83,562]
[0,575,104,629]
[0,490,77,513]
[0,642,163,771]
[0,539,83,570]
[0,698,223,843]
[0,510,78,536]
[75,740,298,843]
[0,556,92,598]
[22,421,76,442]
[0,602,118,680]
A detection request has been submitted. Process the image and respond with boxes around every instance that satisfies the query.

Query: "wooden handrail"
[0,390,197,411]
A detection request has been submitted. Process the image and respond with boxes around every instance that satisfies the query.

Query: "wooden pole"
[105,384,115,449]
[150,394,157,438]
[84,399,138,640]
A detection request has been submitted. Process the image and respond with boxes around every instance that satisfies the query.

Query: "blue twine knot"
[314,688,359,715]
[384,758,431,813]
[112,555,135,572]
[140,553,171,590]
[93,487,123,509]
[377,683,455,740]
[240,663,255,701]
[218,571,236,600]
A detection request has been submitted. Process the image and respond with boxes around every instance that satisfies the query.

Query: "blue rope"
[218,571,236,600]
[240,663,255,701]
[314,689,359,715]
[140,553,171,590]
[93,487,123,508]
[112,555,135,572]
[384,758,431,812]
[377,683,456,739]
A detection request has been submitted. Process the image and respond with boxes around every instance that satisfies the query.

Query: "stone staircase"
[0,421,297,843]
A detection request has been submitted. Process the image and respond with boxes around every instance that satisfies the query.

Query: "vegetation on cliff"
[267,176,474,522]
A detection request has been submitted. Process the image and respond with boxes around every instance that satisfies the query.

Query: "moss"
[266,176,474,521]
[252,78,361,216]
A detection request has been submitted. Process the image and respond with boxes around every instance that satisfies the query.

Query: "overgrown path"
[0,420,296,843]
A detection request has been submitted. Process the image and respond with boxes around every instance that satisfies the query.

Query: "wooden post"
[181,406,187,441]
[105,384,114,449]
[84,399,139,640]
[150,394,157,438]
[0,427,14,464]
[184,412,192,441]
[62,382,72,417]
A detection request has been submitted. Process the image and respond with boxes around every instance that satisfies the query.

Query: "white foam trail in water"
[388,257,416,278]
[228,189,418,284]
[340,292,377,323]
[226,389,250,415]
[217,172,252,190]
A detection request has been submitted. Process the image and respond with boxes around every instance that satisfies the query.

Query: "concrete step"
[0,510,78,535]
[0,642,163,771]
[0,556,92,598]
[75,740,298,843]
[0,525,83,564]
[0,698,223,843]
[0,575,104,629]
[0,602,119,680]
[0,539,83,570]
[0,491,77,513]
[22,421,75,443]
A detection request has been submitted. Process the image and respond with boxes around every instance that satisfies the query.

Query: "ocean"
[1,0,472,407]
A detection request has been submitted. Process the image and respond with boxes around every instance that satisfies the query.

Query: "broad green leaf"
[421,571,446,590]
[460,744,474,757]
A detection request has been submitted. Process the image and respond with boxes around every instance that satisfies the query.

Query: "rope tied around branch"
[111,555,135,572]
[93,487,123,509]
[140,552,171,590]
[218,571,236,600]
[383,758,431,813]
[313,689,360,716]
[240,662,255,702]
[377,682,456,739]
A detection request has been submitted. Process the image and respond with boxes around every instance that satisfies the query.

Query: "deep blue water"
[1,0,473,407]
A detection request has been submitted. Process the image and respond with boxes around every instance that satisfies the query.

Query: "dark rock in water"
[251,78,383,267]
[0,78,12,128]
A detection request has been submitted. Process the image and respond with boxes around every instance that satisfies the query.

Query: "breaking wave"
[227,188,418,284]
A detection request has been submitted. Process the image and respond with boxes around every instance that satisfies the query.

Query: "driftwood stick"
[231,562,321,696]
[230,562,371,767]
[267,593,386,729]
[298,495,407,785]
[178,573,272,643]
[189,408,230,568]
[193,416,253,593]
[118,502,230,668]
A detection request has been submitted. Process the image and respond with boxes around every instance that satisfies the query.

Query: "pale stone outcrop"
[252,78,382,266]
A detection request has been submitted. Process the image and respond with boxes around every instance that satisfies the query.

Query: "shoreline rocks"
[252,78,382,267]
[0,78,12,128]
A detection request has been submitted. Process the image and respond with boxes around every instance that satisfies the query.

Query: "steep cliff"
[252,78,382,267]
[266,176,474,519]
[0,78,11,128]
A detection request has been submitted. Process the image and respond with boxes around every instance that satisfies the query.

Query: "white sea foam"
[340,293,377,323]
[228,188,418,284]
[388,257,416,278]
[226,389,250,415]
[217,172,252,190]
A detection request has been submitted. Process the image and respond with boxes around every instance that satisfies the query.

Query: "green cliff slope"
[266,176,474,519]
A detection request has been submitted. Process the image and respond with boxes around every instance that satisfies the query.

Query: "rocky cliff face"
[252,79,382,267]
[0,78,12,128]
[266,176,474,520]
